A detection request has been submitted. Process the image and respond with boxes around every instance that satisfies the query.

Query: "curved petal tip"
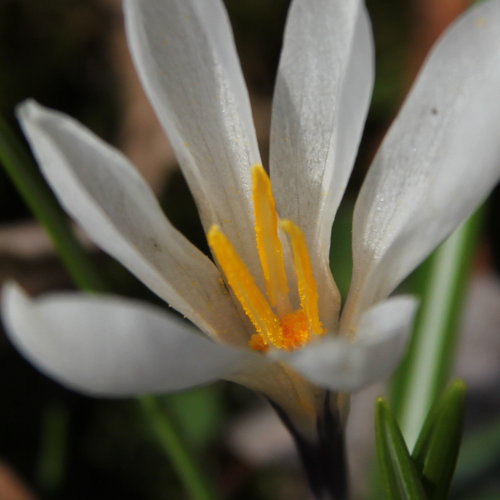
[276,296,418,392]
[2,284,251,397]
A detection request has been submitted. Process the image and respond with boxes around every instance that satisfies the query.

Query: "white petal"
[124,0,262,277]
[270,0,374,326]
[2,284,253,396]
[17,101,246,344]
[347,0,500,323]
[279,296,418,392]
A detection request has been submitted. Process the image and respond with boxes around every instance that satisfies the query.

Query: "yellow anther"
[280,220,325,335]
[252,165,289,311]
[208,225,282,345]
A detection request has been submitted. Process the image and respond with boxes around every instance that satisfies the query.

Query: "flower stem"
[270,392,349,500]
[139,397,218,500]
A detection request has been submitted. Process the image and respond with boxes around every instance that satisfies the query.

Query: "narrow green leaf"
[0,114,107,292]
[139,397,218,500]
[36,401,69,493]
[375,398,428,500]
[163,386,225,451]
[412,380,467,499]
[391,209,482,448]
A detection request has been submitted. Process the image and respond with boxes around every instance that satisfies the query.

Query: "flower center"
[208,165,324,352]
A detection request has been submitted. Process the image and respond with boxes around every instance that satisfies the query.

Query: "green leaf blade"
[375,398,428,500]
[413,380,467,499]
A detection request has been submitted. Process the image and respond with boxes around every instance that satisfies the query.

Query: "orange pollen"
[279,310,311,351]
[249,333,269,352]
[249,310,310,352]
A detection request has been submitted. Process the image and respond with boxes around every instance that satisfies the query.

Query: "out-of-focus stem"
[139,397,218,500]
[392,210,483,449]
[0,115,107,292]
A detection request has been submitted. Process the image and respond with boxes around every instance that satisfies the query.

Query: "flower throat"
[208,165,324,352]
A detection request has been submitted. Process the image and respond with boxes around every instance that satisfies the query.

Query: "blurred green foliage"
[376,382,467,500]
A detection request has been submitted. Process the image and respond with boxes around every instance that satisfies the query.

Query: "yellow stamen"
[208,168,325,353]
[252,165,289,311]
[207,225,282,345]
[280,220,325,335]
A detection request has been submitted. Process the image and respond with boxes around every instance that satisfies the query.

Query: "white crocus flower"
[3,0,500,438]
